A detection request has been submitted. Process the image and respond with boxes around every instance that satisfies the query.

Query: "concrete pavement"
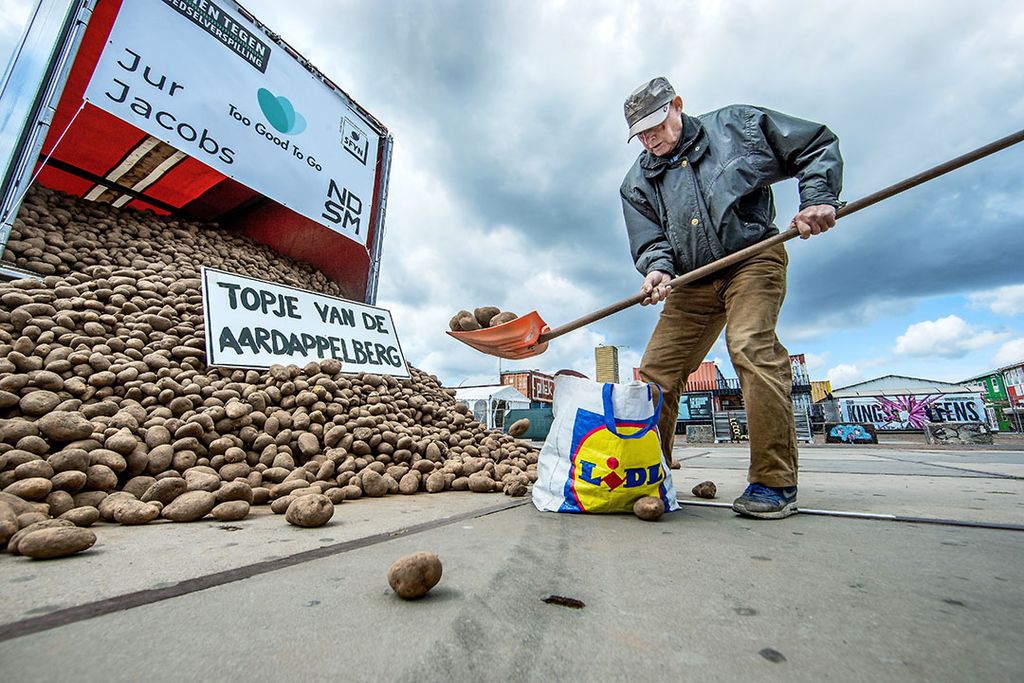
[1,442,1022,683]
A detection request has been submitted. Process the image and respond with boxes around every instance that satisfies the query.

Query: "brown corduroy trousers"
[638,243,798,488]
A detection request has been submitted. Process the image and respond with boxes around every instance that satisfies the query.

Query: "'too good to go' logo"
[257,87,306,134]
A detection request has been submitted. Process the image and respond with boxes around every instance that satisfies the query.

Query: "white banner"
[839,393,985,431]
[84,0,380,245]
[201,267,408,376]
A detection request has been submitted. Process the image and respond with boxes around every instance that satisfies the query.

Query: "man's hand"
[790,204,837,239]
[641,270,673,305]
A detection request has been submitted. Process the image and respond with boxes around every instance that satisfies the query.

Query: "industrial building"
[499,370,555,407]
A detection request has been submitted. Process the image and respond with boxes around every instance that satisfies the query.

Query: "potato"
[216,481,254,504]
[58,506,100,527]
[17,511,49,528]
[35,411,94,442]
[160,490,216,522]
[468,472,495,493]
[399,471,421,495]
[503,480,528,497]
[338,485,362,500]
[632,496,665,521]
[691,481,717,499]
[45,490,75,517]
[270,494,295,514]
[184,469,221,492]
[98,492,138,522]
[488,311,518,327]
[18,526,97,559]
[360,470,388,497]
[211,500,250,521]
[0,502,18,546]
[8,519,75,555]
[457,314,482,331]
[508,418,530,438]
[425,471,446,493]
[51,470,87,493]
[448,310,472,332]
[122,476,156,499]
[3,477,52,501]
[113,499,161,525]
[387,551,443,599]
[284,494,333,527]
[141,477,187,505]
[473,306,501,327]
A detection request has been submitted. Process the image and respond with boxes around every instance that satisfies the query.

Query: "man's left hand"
[790,204,837,239]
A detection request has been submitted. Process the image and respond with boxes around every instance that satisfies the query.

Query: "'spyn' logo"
[257,88,306,134]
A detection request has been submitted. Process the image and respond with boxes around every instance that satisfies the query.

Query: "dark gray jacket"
[620,105,843,277]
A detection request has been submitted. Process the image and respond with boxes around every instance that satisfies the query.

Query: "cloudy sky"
[2,0,1023,389]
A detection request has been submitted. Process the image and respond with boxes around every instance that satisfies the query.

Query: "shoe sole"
[732,501,798,520]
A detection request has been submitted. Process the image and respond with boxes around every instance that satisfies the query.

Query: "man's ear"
[673,95,684,113]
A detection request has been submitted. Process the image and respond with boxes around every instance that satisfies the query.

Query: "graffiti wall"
[838,393,986,431]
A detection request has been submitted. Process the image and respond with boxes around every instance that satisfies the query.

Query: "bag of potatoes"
[532,375,678,514]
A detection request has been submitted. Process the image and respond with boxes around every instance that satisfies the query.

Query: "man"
[620,77,843,519]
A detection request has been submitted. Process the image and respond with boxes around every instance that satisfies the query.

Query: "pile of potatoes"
[448,307,518,332]
[0,187,538,558]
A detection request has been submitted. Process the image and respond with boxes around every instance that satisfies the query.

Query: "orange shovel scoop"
[447,129,1024,360]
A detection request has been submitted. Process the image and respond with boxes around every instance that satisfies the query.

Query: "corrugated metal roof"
[831,374,974,398]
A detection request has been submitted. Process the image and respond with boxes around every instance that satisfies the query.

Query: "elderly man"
[620,77,843,519]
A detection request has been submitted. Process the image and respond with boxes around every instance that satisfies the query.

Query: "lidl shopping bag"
[532,375,678,513]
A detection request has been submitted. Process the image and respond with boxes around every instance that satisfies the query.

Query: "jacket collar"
[640,113,709,179]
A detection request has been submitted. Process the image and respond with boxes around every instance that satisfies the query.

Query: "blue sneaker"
[732,483,798,519]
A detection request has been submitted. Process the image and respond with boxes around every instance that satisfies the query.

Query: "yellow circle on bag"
[567,423,666,513]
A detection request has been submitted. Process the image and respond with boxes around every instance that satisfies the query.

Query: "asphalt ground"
[1,442,1022,683]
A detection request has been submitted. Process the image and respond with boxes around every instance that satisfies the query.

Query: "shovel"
[448,129,1024,360]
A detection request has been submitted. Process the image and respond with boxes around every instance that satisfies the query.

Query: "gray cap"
[624,76,676,142]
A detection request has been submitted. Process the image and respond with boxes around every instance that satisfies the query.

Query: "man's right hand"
[641,270,673,305]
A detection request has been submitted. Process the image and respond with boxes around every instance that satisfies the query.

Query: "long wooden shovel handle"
[537,128,1024,344]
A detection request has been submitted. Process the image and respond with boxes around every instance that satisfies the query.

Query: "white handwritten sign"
[201,267,408,376]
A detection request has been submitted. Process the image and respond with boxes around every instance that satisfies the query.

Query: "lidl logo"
[577,456,664,492]
[257,88,306,135]
[559,408,667,513]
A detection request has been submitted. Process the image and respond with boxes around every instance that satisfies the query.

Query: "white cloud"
[827,363,862,387]
[969,284,1024,316]
[894,315,1009,358]
[804,352,829,372]
[993,338,1024,367]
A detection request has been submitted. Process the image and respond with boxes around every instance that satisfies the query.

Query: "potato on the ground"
[284,494,334,527]
[633,496,665,521]
[211,500,250,521]
[691,481,717,499]
[18,526,97,559]
[388,551,443,599]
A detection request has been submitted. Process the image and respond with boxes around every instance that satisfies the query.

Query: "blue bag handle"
[601,383,662,439]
